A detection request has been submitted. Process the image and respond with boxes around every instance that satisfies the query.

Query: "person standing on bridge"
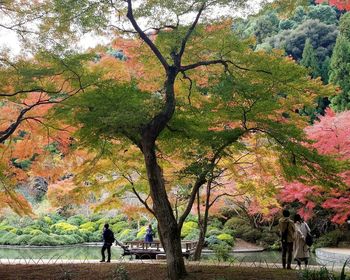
[100,223,115,262]
[144,224,154,243]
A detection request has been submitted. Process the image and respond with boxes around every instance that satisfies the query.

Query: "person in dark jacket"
[278,209,295,269]
[100,223,115,262]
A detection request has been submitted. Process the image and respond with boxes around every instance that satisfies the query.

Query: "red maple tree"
[315,0,350,11]
[281,109,350,224]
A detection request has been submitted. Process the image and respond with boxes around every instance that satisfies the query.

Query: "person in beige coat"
[278,209,296,269]
[293,214,311,269]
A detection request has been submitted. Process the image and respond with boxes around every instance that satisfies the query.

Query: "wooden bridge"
[122,240,198,259]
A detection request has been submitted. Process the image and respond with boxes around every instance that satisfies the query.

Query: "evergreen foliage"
[329,13,350,111]
[300,38,320,78]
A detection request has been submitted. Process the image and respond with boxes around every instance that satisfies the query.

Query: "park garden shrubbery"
[0,213,131,246]
[0,211,348,249]
[0,213,238,248]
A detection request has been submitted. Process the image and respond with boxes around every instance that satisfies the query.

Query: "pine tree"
[329,13,350,112]
[300,38,320,78]
[320,56,331,84]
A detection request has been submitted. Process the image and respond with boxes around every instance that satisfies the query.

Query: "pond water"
[0,245,318,265]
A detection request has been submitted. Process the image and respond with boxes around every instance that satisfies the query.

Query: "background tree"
[329,12,350,111]
[266,19,338,62]
[300,38,320,78]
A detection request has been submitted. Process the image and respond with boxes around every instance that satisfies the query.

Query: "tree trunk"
[142,141,186,280]
[193,228,206,261]
[193,179,212,261]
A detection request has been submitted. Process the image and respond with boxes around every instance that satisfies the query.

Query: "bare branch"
[209,191,246,208]
[180,71,193,105]
[178,2,206,61]
[132,186,155,216]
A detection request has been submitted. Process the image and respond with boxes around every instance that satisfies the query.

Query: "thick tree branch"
[181,59,272,74]
[126,0,169,70]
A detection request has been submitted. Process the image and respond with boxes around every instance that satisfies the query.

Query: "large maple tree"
[0,1,348,279]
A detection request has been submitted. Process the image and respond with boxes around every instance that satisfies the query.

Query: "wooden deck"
[122,240,198,259]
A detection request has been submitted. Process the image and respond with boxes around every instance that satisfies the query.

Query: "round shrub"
[209,243,233,262]
[109,214,128,224]
[90,213,103,222]
[181,221,198,238]
[48,234,65,245]
[183,229,200,241]
[224,217,248,231]
[79,222,97,232]
[209,218,222,228]
[78,229,90,241]
[315,229,344,248]
[10,228,23,235]
[0,225,15,232]
[205,235,224,247]
[241,228,262,243]
[58,235,79,245]
[29,234,59,246]
[51,222,78,234]
[71,233,84,243]
[186,214,198,223]
[89,231,102,242]
[0,232,18,245]
[217,233,235,246]
[110,221,129,234]
[67,215,87,226]
[259,231,279,247]
[118,229,137,242]
[14,234,32,245]
[43,216,53,225]
[95,218,108,227]
[29,229,44,236]
[206,226,221,238]
[48,213,64,223]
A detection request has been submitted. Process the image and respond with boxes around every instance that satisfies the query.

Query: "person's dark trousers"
[101,243,112,262]
[281,242,293,269]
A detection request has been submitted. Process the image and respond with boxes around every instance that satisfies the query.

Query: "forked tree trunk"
[142,141,186,280]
